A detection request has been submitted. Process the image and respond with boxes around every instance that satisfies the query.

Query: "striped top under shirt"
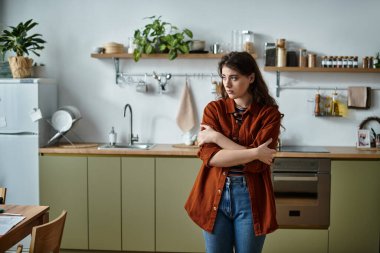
[228,105,246,176]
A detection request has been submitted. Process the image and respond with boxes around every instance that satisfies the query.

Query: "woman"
[185,51,282,253]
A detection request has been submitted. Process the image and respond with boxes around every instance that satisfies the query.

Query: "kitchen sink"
[98,143,156,150]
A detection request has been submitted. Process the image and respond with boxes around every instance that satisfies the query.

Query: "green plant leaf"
[183,29,193,38]
[159,44,167,52]
[133,50,141,62]
[179,44,189,54]
[168,50,177,60]
[145,44,153,54]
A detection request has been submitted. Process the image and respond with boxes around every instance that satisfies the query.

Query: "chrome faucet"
[123,104,139,145]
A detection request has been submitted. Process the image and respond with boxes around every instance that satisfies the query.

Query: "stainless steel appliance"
[271,158,331,228]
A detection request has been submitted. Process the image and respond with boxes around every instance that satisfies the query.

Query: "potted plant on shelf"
[133,15,193,62]
[0,19,46,78]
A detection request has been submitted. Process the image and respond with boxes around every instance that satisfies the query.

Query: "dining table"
[0,204,49,253]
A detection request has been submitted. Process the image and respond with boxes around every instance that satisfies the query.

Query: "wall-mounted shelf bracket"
[113,57,120,84]
[276,70,281,97]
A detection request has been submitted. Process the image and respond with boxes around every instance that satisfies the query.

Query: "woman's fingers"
[263,138,273,146]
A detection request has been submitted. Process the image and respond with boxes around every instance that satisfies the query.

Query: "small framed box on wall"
[357,129,371,148]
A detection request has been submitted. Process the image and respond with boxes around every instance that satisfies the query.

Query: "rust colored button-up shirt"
[185,98,281,236]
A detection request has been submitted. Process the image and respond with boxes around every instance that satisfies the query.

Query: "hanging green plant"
[133,16,193,62]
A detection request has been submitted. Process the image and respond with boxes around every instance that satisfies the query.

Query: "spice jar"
[265,42,276,66]
[362,57,368,68]
[299,49,307,67]
[241,30,255,54]
[308,53,316,68]
[276,47,286,67]
[276,38,286,67]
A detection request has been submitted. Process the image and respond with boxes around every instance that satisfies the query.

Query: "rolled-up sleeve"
[244,106,282,174]
[197,102,223,167]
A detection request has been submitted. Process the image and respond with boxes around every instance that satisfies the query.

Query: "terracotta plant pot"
[8,56,34,78]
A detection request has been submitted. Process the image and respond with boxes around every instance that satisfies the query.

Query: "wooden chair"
[16,210,67,253]
[0,187,6,204]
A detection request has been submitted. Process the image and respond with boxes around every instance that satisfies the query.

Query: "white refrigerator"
[0,78,57,205]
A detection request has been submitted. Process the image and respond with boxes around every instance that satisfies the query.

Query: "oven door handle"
[273,176,318,182]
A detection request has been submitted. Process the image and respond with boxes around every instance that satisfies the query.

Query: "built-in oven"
[271,158,331,228]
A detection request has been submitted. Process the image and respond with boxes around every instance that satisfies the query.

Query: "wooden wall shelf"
[264,66,380,97]
[91,53,257,60]
[264,66,380,73]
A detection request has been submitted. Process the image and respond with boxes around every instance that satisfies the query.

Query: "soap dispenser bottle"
[109,127,117,146]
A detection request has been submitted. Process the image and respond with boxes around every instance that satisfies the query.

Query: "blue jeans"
[203,176,265,253]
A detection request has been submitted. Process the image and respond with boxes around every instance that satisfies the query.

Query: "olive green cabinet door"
[88,157,121,250]
[156,157,204,252]
[121,157,155,251]
[263,229,328,253]
[329,161,380,253]
[40,155,88,249]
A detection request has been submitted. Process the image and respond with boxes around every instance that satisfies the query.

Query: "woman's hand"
[197,124,218,146]
[255,138,276,165]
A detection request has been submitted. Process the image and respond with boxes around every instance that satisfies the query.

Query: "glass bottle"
[330,91,339,116]
[109,127,117,146]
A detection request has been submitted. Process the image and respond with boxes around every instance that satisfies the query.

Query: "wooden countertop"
[39,144,380,159]
[39,144,199,157]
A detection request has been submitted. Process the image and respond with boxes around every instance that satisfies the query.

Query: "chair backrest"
[0,187,6,204]
[29,210,67,253]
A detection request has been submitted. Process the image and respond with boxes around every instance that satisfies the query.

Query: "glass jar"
[299,49,307,67]
[231,30,242,51]
[241,30,255,54]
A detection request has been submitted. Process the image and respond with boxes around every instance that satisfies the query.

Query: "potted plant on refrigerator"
[0,19,46,78]
[133,15,193,62]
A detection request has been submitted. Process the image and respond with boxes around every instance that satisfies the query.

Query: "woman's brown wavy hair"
[218,51,278,106]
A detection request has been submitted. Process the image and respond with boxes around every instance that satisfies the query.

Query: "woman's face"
[221,66,254,100]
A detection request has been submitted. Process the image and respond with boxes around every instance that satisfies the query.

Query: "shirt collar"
[226,98,257,115]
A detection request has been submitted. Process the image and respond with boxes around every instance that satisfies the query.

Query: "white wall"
[1,0,379,146]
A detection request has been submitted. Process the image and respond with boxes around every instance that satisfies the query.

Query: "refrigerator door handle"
[0,132,37,135]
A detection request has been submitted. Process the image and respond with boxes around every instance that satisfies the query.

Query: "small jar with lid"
[368,57,374,68]
[337,57,343,68]
[342,57,348,68]
[308,53,316,68]
[299,48,307,67]
[353,56,358,68]
[362,57,368,68]
[241,30,255,54]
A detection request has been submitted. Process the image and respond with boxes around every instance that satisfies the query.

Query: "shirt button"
[217,189,222,194]
[223,172,227,176]
[233,137,238,141]
[213,206,217,211]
